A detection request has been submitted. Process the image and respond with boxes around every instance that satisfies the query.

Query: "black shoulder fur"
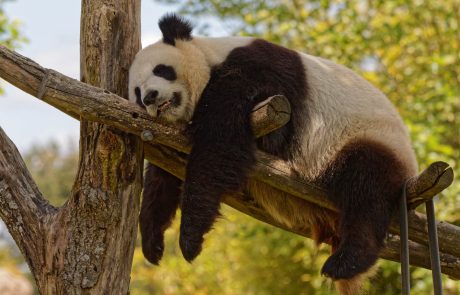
[179,39,307,261]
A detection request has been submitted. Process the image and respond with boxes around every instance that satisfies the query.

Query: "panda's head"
[129,14,210,122]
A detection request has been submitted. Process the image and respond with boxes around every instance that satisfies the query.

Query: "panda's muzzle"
[158,100,172,112]
[158,92,182,110]
[152,92,182,117]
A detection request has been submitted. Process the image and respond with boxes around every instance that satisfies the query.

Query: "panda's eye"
[153,64,177,81]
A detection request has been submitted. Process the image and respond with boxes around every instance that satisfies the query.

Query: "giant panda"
[129,14,418,295]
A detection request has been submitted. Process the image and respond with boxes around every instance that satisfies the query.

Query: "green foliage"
[0,0,26,49]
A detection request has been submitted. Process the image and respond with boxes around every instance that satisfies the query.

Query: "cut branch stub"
[406,161,454,208]
[251,95,291,136]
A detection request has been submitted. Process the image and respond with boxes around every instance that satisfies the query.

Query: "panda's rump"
[247,137,410,245]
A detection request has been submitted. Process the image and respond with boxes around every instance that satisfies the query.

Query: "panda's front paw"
[141,231,165,265]
[179,217,204,262]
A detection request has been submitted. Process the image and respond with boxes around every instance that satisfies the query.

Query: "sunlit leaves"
[0,2,26,49]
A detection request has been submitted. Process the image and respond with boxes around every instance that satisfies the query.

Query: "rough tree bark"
[0,0,142,294]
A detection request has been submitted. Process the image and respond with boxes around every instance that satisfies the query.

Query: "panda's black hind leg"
[319,140,407,280]
[140,164,182,264]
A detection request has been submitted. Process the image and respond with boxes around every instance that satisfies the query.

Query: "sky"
[0,0,185,152]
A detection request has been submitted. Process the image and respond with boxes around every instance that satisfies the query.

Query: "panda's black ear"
[159,13,193,46]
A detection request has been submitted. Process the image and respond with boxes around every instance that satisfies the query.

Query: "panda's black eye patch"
[153,64,177,81]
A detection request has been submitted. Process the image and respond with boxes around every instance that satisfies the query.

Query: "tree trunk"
[0,0,142,294]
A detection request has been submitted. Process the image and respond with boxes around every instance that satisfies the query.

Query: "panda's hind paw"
[321,246,377,280]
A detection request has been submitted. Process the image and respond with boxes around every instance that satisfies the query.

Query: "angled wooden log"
[0,45,458,278]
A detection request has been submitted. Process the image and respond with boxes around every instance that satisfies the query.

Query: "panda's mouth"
[156,92,182,116]
[158,100,172,112]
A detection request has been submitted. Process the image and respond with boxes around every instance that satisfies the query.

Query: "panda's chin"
[145,106,159,118]
[146,104,179,122]
[147,106,169,117]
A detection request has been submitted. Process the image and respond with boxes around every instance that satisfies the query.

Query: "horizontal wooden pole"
[382,235,460,279]
[0,45,458,278]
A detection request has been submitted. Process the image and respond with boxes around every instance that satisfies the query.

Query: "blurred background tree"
[0,0,459,294]
[22,142,78,207]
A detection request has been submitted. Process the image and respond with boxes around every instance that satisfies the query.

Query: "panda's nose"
[143,90,159,106]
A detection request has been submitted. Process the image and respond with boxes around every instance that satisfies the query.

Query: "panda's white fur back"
[296,53,417,180]
[192,37,254,65]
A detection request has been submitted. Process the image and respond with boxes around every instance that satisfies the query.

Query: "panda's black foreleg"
[179,82,258,262]
[319,140,406,280]
[140,163,182,264]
